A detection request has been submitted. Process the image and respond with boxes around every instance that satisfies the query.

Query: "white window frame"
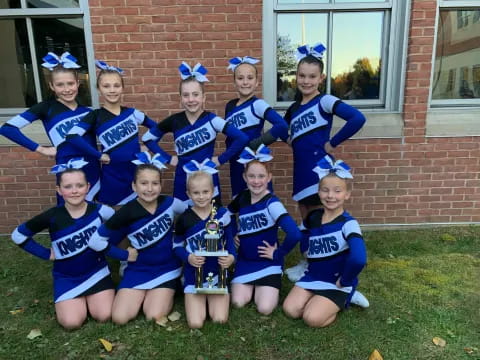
[0,0,97,118]
[262,0,411,139]
[426,0,480,136]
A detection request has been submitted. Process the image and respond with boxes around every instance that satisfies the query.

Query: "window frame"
[429,0,480,108]
[0,0,97,116]
[263,0,411,114]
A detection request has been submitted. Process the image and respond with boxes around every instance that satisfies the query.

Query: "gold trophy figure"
[194,200,229,294]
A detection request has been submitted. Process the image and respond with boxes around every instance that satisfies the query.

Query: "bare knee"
[303,312,336,328]
[58,314,85,330]
[188,317,205,329]
[283,300,302,319]
[211,313,228,324]
[231,295,250,308]
[257,302,276,315]
[91,310,111,323]
[112,312,133,325]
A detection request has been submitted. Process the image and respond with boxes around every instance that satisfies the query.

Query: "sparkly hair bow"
[183,159,218,175]
[50,157,88,174]
[178,62,209,82]
[227,56,260,71]
[237,144,273,164]
[295,43,326,62]
[41,52,81,70]
[131,152,168,170]
[95,60,124,74]
[312,155,353,180]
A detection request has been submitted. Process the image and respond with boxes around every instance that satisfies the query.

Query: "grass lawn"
[0,226,479,360]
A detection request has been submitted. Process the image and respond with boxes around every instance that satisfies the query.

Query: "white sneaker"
[351,290,369,308]
[285,259,308,282]
[119,260,128,277]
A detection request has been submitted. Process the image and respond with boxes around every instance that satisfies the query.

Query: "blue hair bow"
[295,43,326,62]
[50,157,88,174]
[227,56,260,71]
[41,52,81,70]
[237,144,273,164]
[95,60,124,74]
[131,152,168,170]
[183,159,218,175]
[312,155,353,180]
[178,62,209,82]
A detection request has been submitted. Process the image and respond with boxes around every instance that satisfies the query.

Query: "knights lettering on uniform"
[291,111,316,135]
[308,235,340,256]
[239,213,269,232]
[176,127,211,153]
[101,118,137,147]
[187,231,205,251]
[131,213,173,247]
[55,117,81,138]
[57,225,97,257]
[230,112,247,128]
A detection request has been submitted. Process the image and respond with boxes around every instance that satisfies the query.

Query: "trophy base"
[195,287,229,295]
[194,250,229,257]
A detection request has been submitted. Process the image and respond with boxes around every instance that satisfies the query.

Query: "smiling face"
[296,60,325,102]
[180,79,206,118]
[243,161,272,199]
[97,72,123,106]
[49,71,79,107]
[132,168,162,206]
[318,175,351,214]
[234,63,259,100]
[56,170,89,207]
[187,172,214,211]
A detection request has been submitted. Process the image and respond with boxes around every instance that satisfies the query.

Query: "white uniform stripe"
[55,265,110,303]
[133,267,181,290]
[296,279,352,294]
[231,265,282,284]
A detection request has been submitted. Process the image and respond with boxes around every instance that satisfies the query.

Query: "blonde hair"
[186,171,214,192]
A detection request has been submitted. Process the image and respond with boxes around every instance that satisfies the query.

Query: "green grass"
[1,226,479,360]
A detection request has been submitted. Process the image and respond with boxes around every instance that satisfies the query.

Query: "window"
[0,0,96,112]
[431,2,480,106]
[263,0,410,113]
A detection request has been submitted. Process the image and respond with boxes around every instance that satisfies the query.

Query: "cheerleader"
[224,56,288,197]
[173,161,236,328]
[11,159,115,329]
[66,61,158,206]
[283,155,367,327]
[0,52,100,202]
[142,62,248,206]
[88,152,186,324]
[228,146,301,315]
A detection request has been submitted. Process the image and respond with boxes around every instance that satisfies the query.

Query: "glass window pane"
[277,0,329,4]
[28,0,79,8]
[277,13,327,101]
[331,12,383,100]
[334,0,386,2]
[432,9,480,100]
[0,0,21,9]
[0,19,37,108]
[32,17,91,106]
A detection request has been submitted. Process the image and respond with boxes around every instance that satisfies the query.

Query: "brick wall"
[0,0,478,234]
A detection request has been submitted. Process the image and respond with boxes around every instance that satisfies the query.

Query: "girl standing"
[88,153,186,324]
[224,56,288,197]
[11,160,115,329]
[66,61,158,206]
[174,163,236,328]
[228,146,301,315]
[142,62,248,206]
[0,52,100,201]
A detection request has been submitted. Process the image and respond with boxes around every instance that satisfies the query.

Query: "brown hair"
[244,160,271,174]
[233,62,258,79]
[179,76,205,95]
[97,69,124,88]
[133,164,162,183]
[56,168,87,186]
[319,173,353,191]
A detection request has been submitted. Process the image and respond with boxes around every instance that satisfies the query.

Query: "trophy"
[194,200,229,294]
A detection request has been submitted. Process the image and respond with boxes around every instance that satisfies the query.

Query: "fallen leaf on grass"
[240,337,246,342]
[464,347,478,354]
[155,316,168,327]
[9,308,25,315]
[166,326,173,332]
[26,329,42,340]
[168,311,181,322]
[433,337,446,347]
[99,338,113,352]
[368,349,383,360]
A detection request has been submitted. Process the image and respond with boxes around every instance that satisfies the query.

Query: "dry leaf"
[166,326,173,332]
[432,337,446,347]
[99,338,113,352]
[240,337,246,342]
[464,347,478,354]
[9,308,25,315]
[368,349,383,360]
[155,316,168,327]
[27,329,42,340]
[168,311,181,322]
